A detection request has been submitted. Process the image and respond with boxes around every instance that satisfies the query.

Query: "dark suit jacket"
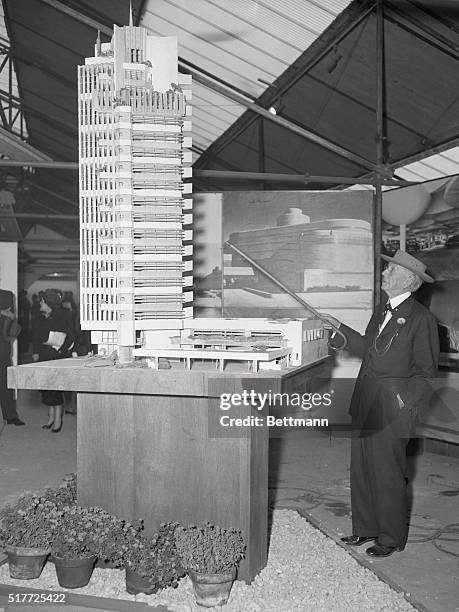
[32,308,76,361]
[333,296,440,434]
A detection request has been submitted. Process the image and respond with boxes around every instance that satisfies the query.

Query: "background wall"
[0,241,18,365]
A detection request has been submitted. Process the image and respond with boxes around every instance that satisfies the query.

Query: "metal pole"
[0,213,78,220]
[8,49,12,127]
[0,160,78,169]
[374,0,386,309]
[198,170,417,187]
[0,160,419,187]
[258,117,265,189]
[225,240,347,349]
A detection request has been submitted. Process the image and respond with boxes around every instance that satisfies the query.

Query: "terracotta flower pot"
[53,554,97,588]
[189,567,236,607]
[5,545,50,580]
[125,566,157,595]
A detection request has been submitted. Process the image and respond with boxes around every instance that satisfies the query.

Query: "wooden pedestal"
[8,358,328,581]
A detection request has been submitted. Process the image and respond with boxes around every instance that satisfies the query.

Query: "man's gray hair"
[404,269,423,292]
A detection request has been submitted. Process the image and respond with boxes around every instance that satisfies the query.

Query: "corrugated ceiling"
[141,0,353,161]
[0,0,458,271]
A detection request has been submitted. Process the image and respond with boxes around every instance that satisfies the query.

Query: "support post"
[374,0,386,309]
[399,224,406,251]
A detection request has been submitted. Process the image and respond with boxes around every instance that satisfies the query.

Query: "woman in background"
[32,289,75,432]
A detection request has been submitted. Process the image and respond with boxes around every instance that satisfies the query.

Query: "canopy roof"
[0,0,458,272]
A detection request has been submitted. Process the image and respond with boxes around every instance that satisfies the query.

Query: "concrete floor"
[1,390,459,612]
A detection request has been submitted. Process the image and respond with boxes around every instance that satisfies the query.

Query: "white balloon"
[382,185,431,225]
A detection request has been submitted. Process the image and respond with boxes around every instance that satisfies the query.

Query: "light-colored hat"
[381,249,434,283]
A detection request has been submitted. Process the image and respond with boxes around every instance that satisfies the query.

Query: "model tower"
[78,20,192,361]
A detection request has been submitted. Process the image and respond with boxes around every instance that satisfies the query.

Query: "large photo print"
[221,190,374,321]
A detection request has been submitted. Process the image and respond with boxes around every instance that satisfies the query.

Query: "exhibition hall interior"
[0,1,458,610]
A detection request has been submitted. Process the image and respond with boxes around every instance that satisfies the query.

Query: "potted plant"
[94,514,144,569]
[124,522,185,595]
[40,473,77,509]
[0,494,60,579]
[175,522,246,607]
[50,505,103,588]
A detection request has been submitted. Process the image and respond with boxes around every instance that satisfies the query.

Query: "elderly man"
[325,250,439,557]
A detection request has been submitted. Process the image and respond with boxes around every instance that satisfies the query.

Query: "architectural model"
[78,17,192,363]
[78,18,327,370]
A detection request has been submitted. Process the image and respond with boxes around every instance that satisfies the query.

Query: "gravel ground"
[0,509,415,612]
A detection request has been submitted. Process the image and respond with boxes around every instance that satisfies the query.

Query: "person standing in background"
[0,289,24,425]
[32,289,75,433]
[18,289,31,354]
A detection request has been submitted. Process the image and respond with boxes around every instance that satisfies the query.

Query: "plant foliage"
[0,494,61,548]
[124,522,185,592]
[175,522,245,574]
[39,474,77,508]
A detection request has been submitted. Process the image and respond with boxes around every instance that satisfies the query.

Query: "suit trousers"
[350,423,411,548]
[0,359,18,421]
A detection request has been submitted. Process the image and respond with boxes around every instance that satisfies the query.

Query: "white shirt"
[378,291,411,334]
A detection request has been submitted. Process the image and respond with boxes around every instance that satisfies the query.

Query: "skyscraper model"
[79,18,327,371]
[78,17,192,362]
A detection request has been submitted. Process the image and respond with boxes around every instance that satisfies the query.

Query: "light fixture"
[257,78,283,115]
[268,97,284,116]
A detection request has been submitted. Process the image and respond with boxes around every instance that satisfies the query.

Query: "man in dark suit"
[324,250,439,557]
[0,289,24,425]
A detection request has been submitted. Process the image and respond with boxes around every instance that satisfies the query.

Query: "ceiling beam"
[38,0,376,172]
[197,170,417,187]
[0,159,78,169]
[0,158,426,186]
[1,212,78,220]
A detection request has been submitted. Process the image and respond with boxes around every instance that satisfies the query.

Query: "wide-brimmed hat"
[381,249,434,283]
[43,288,63,307]
[0,289,14,310]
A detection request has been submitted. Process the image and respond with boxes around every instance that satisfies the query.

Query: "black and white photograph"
[0,1,458,611]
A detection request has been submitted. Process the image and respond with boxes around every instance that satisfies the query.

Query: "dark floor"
[1,390,459,611]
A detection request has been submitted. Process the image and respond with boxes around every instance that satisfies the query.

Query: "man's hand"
[32,353,39,362]
[321,314,341,331]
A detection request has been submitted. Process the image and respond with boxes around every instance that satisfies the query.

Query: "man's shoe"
[366,543,403,557]
[6,418,25,426]
[341,535,376,546]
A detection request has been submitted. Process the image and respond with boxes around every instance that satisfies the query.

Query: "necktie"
[383,302,393,317]
[379,302,393,328]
